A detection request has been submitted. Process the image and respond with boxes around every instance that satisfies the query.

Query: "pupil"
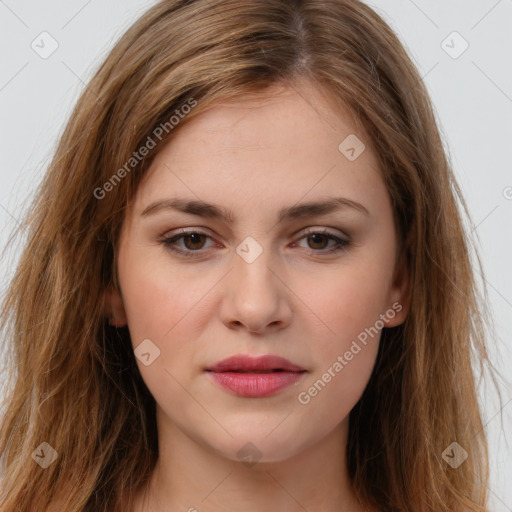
[309,234,327,249]
[185,233,204,250]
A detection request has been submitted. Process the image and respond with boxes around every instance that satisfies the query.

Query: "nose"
[219,245,293,335]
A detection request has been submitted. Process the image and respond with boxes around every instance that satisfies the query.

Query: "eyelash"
[159,228,351,258]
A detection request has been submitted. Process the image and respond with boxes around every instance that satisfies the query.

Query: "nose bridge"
[220,234,292,332]
[232,234,279,299]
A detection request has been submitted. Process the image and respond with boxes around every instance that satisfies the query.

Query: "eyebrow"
[140,196,369,223]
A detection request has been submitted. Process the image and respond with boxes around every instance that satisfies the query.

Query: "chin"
[205,430,310,466]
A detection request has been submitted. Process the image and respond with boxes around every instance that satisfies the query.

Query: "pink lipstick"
[205,354,306,398]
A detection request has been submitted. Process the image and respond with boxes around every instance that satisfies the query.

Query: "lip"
[205,354,307,398]
[206,354,305,373]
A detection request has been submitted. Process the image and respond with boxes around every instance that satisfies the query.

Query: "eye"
[293,229,350,254]
[159,227,351,258]
[160,230,215,257]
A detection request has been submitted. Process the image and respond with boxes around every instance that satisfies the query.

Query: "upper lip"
[205,354,306,373]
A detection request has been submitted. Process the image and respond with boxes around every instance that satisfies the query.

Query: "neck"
[132,406,368,512]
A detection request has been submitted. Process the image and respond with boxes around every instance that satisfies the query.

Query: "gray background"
[0,0,511,509]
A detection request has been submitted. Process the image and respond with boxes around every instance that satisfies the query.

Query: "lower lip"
[206,371,305,397]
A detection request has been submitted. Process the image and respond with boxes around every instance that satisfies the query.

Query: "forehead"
[165,83,364,154]
[128,83,386,224]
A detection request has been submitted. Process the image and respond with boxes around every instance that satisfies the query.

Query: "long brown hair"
[0,0,503,510]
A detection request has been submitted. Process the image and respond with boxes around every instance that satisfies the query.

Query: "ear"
[383,249,411,328]
[104,286,128,328]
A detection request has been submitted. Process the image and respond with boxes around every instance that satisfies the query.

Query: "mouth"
[205,354,307,397]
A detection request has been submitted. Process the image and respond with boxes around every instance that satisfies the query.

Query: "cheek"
[119,264,206,419]
[118,244,215,342]
[290,261,389,415]
[294,296,381,428]
[293,256,392,345]
[117,249,221,402]
[296,340,378,434]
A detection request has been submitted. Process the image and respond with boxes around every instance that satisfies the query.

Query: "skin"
[106,80,410,512]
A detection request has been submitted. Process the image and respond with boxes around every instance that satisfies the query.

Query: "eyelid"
[298,226,349,240]
[161,227,219,247]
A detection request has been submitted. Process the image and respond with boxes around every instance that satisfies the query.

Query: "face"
[107,81,409,464]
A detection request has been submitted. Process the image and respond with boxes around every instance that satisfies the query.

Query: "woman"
[0,0,501,510]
